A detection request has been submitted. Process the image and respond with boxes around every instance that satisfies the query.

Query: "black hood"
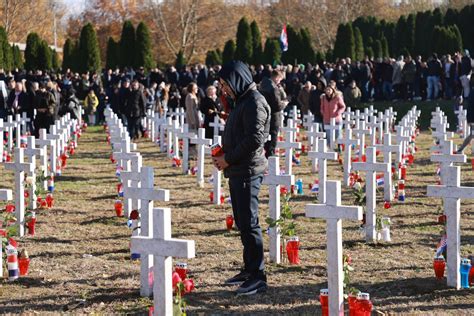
[218,61,253,98]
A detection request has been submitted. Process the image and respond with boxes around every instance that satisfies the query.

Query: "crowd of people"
[0,50,473,140]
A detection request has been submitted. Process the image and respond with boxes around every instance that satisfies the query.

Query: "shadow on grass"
[80,216,126,227]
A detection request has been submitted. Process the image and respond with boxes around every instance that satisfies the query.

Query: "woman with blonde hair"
[185,82,201,133]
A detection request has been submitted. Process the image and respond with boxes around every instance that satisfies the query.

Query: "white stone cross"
[124,166,170,297]
[337,127,360,186]
[431,140,466,184]
[5,148,34,236]
[353,119,371,157]
[177,124,197,175]
[36,129,54,190]
[427,165,474,289]
[4,115,17,151]
[46,125,62,174]
[190,128,212,187]
[276,129,301,175]
[165,117,174,157]
[211,135,223,205]
[308,138,337,203]
[302,113,314,130]
[306,181,362,316]
[24,136,44,209]
[374,133,401,201]
[18,112,31,136]
[131,207,195,316]
[0,188,12,277]
[306,123,326,173]
[169,119,182,159]
[0,119,5,162]
[209,115,225,138]
[160,117,173,154]
[13,114,21,148]
[352,147,390,242]
[263,156,294,263]
[119,153,143,217]
[324,118,341,150]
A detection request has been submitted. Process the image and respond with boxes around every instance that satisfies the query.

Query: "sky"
[62,0,87,17]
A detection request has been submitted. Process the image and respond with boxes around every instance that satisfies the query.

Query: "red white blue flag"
[280,25,288,52]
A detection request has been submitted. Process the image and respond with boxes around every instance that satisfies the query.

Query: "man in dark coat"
[259,69,287,158]
[6,81,28,115]
[34,82,55,137]
[213,61,270,295]
[125,80,146,139]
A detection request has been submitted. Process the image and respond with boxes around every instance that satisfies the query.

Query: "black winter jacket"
[125,89,146,118]
[219,61,270,178]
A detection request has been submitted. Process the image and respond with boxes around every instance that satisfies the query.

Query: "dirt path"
[1,126,473,315]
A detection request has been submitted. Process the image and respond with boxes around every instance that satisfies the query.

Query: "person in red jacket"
[320,85,346,139]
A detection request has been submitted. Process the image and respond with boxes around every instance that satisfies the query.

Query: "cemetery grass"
[0,126,472,315]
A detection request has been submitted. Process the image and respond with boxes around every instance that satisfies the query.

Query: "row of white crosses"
[105,108,196,316]
[3,114,80,237]
[276,118,301,175]
[455,105,470,139]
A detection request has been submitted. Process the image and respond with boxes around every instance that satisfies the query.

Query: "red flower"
[183,279,195,294]
[5,204,15,213]
[280,187,288,195]
[220,195,225,204]
[130,210,139,220]
[172,271,182,290]
[384,201,391,209]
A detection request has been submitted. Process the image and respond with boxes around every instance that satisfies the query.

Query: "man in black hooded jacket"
[213,61,270,295]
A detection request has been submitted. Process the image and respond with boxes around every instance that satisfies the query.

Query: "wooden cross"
[5,148,34,236]
[177,124,197,175]
[124,166,170,297]
[337,127,360,186]
[131,207,195,316]
[308,138,337,203]
[209,115,225,139]
[24,136,44,209]
[190,128,212,187]
[374,133,401,201]
[352,147,390,242]
[427,165,474,289]
[263,156,294,263]
[306,123,326,173]
[306,181,362,316]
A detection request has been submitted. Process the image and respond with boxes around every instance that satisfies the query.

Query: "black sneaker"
[225,271,251,285]
[235,278,267,296]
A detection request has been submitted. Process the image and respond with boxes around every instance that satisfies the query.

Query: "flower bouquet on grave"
[172,271,195,316]
[266,192,298,264]
[342,253,360,314]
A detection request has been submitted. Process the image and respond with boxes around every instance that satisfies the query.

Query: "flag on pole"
[280,24,288,52]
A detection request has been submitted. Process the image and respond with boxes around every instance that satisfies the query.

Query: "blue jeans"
[427,76,440,100]
[382,81,392,100]
[229,174,265,280]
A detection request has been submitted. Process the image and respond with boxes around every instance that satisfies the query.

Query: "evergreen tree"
[216,49,223,64]
[135,22,154,69]
[333,23,355,60]
[175,50,186,69]
[353,27,364,61]
[0,27,12,70]
[381,36,389,58]
[300,28,315,64]
[405,13,416,56]
[444,8,459,26]
[11,45,23,69]
[235,17,253,63]
[62,38,74,71]
[395,15,408,56]
[373,40,383,59]
[315,51,325,64]
[263,38,281,65]
[78,23,101,73]
[325,48,333,62]
[250,20,263,65]
[51,49,60,71]
[450,24,463,53]
[106,37,120,70]
[222,39,236,64]
[205,50,222,66]
[37,40,52,70]
[365,47,374,59]
[414,11,427,56]
[383,21,396,57]
[25,32,41,71]
[119,20,136,68]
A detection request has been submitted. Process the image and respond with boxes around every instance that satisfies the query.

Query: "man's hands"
[212,154,229,171]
